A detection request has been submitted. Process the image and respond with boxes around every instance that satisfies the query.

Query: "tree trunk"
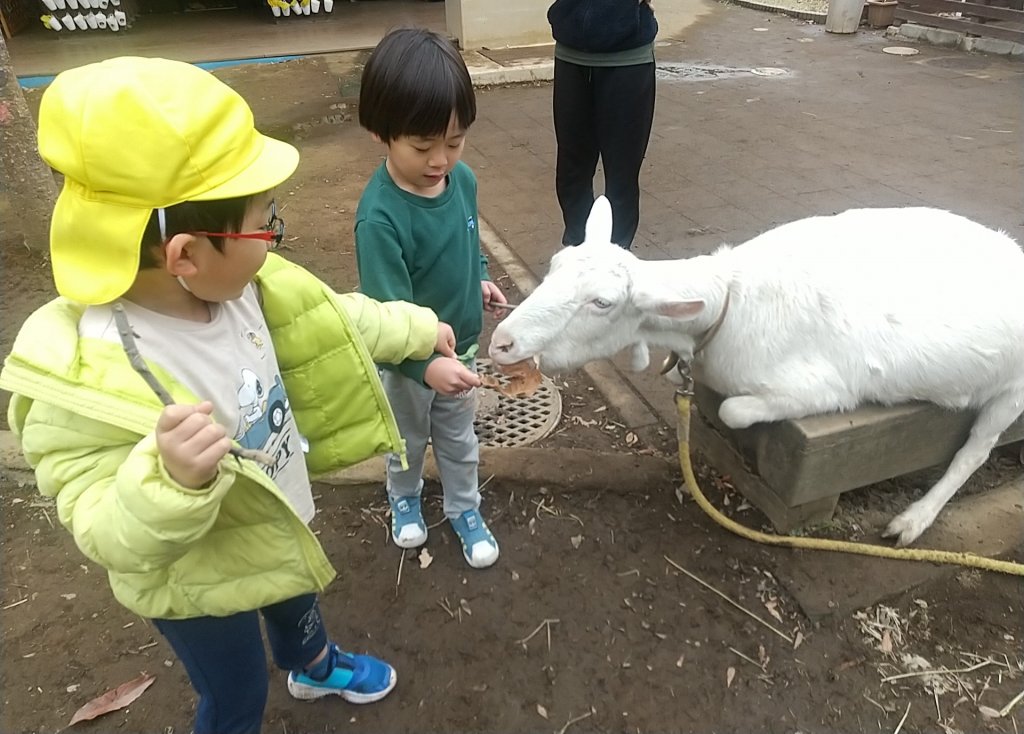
[0,34,57,253]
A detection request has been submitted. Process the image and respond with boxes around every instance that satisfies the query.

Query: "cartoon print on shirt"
[235,368,295,480]
[244,328,266,354]
[237,368,266,434]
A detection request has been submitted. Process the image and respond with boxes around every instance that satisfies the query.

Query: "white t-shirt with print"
[80,285,316,523]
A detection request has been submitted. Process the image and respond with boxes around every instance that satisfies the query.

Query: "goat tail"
[674,391,1024,576]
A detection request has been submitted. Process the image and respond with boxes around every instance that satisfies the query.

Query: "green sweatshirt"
[355,161,489,384]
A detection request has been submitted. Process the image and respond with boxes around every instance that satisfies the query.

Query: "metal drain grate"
[474,358,562,448]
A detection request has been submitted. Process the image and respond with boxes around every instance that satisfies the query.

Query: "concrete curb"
[463,50,554,87]
[0,428,676,492]
[320,446,675,491]
[0,431,28,474]
[886,22,1024,58]
[721,0,826,24]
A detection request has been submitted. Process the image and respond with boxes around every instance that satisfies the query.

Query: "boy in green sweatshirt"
[355,28,507,568]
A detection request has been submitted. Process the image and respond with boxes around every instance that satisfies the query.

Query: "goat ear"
[630,278,704,317]
[656,300,706,319]
[584,196,614,245]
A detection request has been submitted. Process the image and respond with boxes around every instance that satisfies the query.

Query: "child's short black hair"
[139,195,252,268]
[359,28,476,142]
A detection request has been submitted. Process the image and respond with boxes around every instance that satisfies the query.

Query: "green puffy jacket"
[0,254,438,619]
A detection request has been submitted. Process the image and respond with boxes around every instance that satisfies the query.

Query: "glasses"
[157,201,286,249]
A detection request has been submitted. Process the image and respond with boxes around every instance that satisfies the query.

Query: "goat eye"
[592,298,613,309]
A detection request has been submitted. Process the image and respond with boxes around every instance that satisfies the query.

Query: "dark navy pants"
[552,58,657,249]
[154,593,327,734]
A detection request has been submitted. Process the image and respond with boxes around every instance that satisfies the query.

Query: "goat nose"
[489,338,513,355]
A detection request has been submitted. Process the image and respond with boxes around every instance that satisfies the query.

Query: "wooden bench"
[691,384,1024,532]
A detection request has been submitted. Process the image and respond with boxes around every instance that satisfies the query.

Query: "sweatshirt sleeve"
[355,218,441,384]
[16,398,237,575]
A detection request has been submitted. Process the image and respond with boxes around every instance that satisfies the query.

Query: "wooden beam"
[689,407,841,532]
[695,384,1024,508]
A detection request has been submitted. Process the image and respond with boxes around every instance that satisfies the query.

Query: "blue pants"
[154,594,327,734]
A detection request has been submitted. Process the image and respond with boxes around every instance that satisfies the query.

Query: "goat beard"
[481,358,543,398]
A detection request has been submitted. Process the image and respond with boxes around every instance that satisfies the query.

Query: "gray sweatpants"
[382,368,480,519]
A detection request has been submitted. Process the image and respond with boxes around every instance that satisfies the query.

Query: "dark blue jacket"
[547,0,658,53]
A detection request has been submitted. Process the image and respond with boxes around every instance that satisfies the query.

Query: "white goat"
[489,197,1024,546]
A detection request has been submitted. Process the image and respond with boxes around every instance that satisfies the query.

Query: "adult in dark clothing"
[548,0,657,249]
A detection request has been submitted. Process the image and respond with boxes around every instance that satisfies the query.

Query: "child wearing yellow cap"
[0,56,468,733]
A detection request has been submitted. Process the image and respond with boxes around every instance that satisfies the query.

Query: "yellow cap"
[38,56,300,304]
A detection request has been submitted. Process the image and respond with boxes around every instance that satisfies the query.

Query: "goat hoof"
[883,508,932,548]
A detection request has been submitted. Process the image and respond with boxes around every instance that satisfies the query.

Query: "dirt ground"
[1,58,1022,734]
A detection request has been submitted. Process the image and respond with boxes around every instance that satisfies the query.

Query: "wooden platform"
[691,384,1024,531]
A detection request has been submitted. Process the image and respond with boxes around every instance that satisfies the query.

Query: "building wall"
[445,0,551,49]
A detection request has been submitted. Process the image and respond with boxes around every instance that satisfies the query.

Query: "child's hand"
[425,357,482,396]
[156,401,232,489]
[481,281,507,313]
[435,322,457,358]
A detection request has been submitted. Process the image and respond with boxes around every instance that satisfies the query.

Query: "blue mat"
[18,54,305,89]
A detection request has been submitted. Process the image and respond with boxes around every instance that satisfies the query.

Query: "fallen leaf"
[570,535,583,549]
[459,598,472,616]
[763,599,784,624]
[625,431,638,446]
[537,703,549,719]
[879,629,893,654]
[793,631,804,650]
[978,705,1001,720]
[68,673,156,726]
[726,666,736,688]
[418,548,434,569]
[676,654,685,668]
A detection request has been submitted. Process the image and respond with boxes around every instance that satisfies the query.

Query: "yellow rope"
[675,391,1024,576]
